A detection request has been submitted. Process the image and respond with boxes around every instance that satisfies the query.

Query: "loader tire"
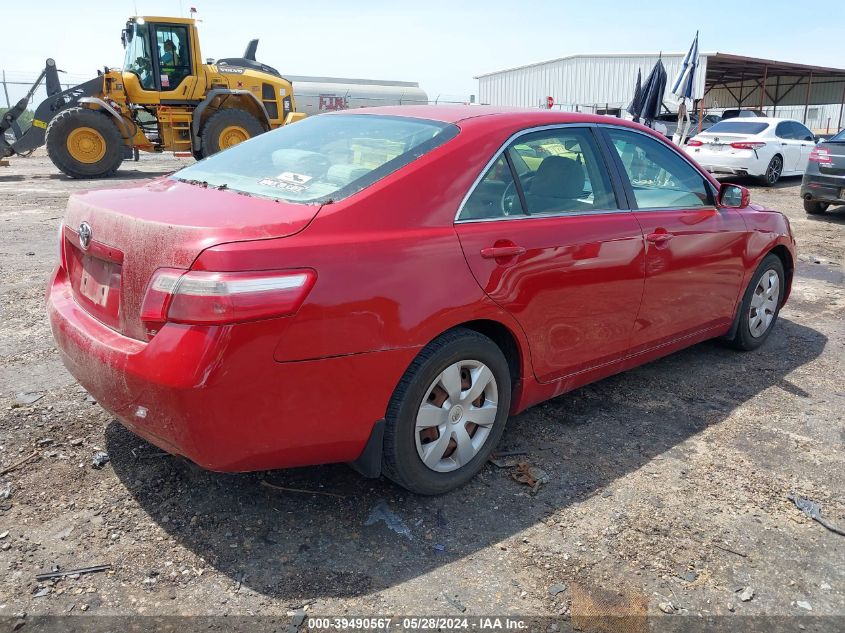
[200,109,264,157]
[46,107,124,179]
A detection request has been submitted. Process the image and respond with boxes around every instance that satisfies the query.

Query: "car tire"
[727,254,785,351]
[382,328,511,495]
[759,155,783,187]
[804,199,829,215]
[45,107,124,179]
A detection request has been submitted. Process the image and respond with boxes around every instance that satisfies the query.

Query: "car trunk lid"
[61,177,320,340]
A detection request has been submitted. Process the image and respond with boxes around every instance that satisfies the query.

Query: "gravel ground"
[0,151,843,629]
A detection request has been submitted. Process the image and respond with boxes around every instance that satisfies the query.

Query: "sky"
[1,0,842,104]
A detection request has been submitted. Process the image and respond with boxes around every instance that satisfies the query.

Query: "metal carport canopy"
[703,52,845,120]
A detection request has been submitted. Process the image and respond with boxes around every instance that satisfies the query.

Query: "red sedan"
[47,106,795,494]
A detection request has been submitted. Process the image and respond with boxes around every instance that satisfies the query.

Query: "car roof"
[715,117,797,125]
[324,104,657,132]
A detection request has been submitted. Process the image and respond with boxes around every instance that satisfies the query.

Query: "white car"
[685,117,817,185]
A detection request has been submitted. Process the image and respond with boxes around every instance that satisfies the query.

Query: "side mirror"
[719,183,750,208]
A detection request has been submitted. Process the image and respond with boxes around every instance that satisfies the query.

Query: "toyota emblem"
[78,222,92,250]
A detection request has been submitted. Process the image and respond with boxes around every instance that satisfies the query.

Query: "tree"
[0,108,34,133]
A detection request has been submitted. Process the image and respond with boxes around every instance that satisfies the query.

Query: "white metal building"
[476,52,845,132]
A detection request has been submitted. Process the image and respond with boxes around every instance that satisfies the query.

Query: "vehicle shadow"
[716,174,803,190]
[806,207,845,224]
[107,317,826,600]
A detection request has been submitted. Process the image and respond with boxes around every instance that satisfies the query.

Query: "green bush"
[0,107,34,133]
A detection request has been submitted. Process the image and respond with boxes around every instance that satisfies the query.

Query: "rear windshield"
[172,114,459,203]
[705,121,769,135]
[828,129,845,143]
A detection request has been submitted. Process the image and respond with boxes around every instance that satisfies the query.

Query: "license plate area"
[66,241,123,330]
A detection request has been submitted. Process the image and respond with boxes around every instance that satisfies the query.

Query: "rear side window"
[706,121,769,135]
[459,127,617,221]
[606,128,712,210]
[173,114,458,204]
[776,122,795,139]
[829,129,845,143]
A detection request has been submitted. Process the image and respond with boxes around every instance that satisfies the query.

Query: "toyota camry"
[48,106,796,494]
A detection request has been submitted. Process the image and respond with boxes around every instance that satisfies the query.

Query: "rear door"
[601,126,748,353]
[454,125,645,383]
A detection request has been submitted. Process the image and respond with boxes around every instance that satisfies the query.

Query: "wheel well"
[768,244,793,301]
[205,96,269,131]
[451,320,522,387]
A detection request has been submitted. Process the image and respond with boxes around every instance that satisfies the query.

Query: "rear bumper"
[686,148,765,177]
[47,266,417,472]
[802,173,845,204]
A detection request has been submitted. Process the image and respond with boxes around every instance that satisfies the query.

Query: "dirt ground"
[0,150,843,629]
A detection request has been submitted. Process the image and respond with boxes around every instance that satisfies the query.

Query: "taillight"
[809,147,832,163]
[687,139,703,147]
[57,222,65,267]
[140,268,316,338]
[730,142,766,150]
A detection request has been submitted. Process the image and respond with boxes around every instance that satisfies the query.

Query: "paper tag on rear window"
[258,178,306,194]
[276,172,313,186]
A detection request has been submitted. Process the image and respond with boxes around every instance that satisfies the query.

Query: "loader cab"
[121,16,201,101]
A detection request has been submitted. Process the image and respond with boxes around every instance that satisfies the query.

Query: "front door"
[602,127,748,353]
[455,126,645,383]
[775,121,803,173]
[152,23,195,95]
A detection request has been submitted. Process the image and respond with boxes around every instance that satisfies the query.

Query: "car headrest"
[271,149,331,178]
[531,156,585,198]
[325,164,370,186]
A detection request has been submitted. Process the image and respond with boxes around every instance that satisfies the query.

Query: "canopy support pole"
[803,72,814,125]
[759,65,768,112]
[838,82,845,133]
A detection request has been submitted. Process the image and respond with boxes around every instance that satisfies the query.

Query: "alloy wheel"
[415,360,498,473]
[766,156,782,184]
[748,269,780,338]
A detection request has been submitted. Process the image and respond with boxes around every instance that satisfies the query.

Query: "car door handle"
[480,245,526,259]
[646,232,674,244]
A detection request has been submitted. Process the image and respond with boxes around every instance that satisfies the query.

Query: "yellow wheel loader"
[0,16,305,178]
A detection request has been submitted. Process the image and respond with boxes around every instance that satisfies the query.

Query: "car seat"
[525,156,587,213]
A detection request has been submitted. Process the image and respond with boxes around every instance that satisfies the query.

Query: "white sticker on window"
[276,172,313,186]
[258,178,306,194]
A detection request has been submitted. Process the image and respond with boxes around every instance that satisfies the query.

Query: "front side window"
[459,127,617,220]
[607,128,712,210]
[123,22,154,90]
[155,25,191,90]
[790,121,814,141]
[173,114,458,204]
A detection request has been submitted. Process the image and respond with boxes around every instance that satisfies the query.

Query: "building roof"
[476,52,845,81]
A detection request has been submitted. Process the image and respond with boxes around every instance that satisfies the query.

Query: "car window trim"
[595,124,719,212]
[503,148,530,215]
[454,123,632,224]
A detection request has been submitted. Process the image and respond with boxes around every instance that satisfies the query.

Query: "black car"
[802,128,845,214]
[654,112,720,140]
